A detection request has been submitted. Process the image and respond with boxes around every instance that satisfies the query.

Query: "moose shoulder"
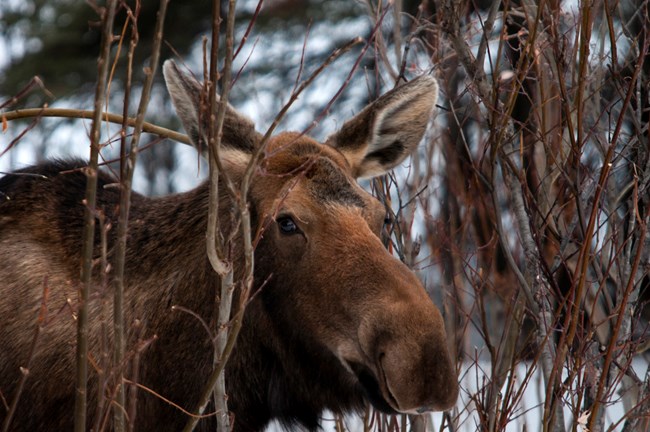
[0,61,458,431]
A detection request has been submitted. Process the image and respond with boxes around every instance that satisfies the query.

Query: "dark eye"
[277,215,299,235]
[384,214,393,226]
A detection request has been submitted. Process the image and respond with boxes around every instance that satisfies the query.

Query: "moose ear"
[326,75,438,179]
[162,60,260,162]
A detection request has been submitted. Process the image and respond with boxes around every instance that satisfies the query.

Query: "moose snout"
[376,327,458,413]
[334,238,459,414]
[356,293,459,414]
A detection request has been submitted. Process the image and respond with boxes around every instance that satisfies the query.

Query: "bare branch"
[75,2,117,430]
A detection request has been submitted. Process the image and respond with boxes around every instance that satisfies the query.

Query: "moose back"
[0,61,458,431]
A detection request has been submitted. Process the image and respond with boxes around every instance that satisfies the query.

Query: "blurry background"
[1,1,649,431]
[1,0,404,194]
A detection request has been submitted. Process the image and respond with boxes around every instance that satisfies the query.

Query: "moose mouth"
[348,361,399,414]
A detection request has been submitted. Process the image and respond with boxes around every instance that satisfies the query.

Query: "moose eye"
[277,216,299,235]
[384,214,393,226]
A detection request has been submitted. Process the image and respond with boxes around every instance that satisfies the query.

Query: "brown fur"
[0,62,458,431]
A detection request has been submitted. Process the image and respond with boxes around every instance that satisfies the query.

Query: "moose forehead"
[307,158,366,207]
[262,133,373,209]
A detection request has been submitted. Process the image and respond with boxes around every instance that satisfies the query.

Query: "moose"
[0,61,458,431]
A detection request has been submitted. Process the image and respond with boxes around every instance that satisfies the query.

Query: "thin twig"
[183,0,238,430]
[111,2,139,430]
[1,108,190,146]
[75,2,117,431]
[111,1,169,430]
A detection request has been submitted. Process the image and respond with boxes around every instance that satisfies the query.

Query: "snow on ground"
[265,358,649,432]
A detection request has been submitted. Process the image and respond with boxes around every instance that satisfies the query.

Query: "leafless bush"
[1,1,648,431]
[366,1,649,431]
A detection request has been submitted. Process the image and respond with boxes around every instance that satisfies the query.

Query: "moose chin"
[0,60,458,431]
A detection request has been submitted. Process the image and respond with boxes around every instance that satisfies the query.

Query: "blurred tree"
[0,0,375,195]
[0,0,371,99]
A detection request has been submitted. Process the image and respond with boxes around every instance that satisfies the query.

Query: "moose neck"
[228,296,366,431]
